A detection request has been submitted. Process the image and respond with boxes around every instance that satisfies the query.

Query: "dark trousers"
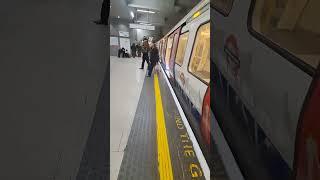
[148,63,156,76]
[100,0,109,23]
[132,51,136,58]
[141,53,149,69]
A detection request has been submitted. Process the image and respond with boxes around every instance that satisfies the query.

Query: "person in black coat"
[94,0,110,25]
[147,43,159,77]
[131,43,137,58]
[140,39,150,69]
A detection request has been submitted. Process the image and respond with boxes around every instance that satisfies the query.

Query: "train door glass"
[165,36,174,70]
[169,33,180,78]
[188,23,210,83]
[210,0,234,16]
[159,40,163,61]
[162,38,168,64]
[250,0,320,69]
[175,32,189,66]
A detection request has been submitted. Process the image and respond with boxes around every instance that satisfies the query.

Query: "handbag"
[154,63,160,73]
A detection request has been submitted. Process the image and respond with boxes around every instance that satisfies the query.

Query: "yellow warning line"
[154,74,174,180]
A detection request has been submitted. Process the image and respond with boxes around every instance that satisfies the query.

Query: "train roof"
[163,0,209,38]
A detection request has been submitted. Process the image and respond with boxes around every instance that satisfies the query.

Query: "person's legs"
[147,64,154,76]
[140,54,147,69]
[94,0,109,25]
[100,0,108,23]
[140,59,145,69]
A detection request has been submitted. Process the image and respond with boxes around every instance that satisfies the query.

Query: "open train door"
[168,27,182,82]
[162,27,182,82]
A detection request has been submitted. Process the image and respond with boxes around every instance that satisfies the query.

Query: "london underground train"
[211,0,320,180]
[156,0,212,170]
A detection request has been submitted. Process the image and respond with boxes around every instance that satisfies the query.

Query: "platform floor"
[110,56,209,179]
[110,56,146,179]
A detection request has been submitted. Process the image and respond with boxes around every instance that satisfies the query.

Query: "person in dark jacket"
[94,0,109,25]
[121,47,125,58]
[131,43,137,58]
[147,42,159,77]
[118,48,122,58]
[140,39,150,69]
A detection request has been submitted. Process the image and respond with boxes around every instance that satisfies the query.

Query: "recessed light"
[117,16,120,18]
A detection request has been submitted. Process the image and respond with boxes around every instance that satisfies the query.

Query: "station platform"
[110,56,210,179]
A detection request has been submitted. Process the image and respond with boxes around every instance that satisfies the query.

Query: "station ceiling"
[110,0,198,27]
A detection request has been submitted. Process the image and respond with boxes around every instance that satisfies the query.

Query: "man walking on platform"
[147,41,159,77]
[140,39,150,69]
[131,43,137,58]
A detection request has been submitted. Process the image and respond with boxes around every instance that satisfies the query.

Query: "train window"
[162,38,167,61]
[211,0,234,16]
[189,23,210,83]
[165,36,174,69]
[250,0,320,69]
[175,32,189,66]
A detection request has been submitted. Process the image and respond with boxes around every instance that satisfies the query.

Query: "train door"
[159,40,163,62]
[174,28,190,91]
[168,28,182,80]
[211,0,320,179]
[164,36,173,71]
[184,15,210,121]
[162,37,167,65]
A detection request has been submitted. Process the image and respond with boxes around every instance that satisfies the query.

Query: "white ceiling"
[110,0,198,33]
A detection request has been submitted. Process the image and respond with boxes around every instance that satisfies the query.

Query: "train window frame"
[170,33,180,61]
[210,0,234,17]
[187,21,210,85]
[162,37,168,62]
[175,31,190,67]
[247,0,316,76]
[165,35,175,69]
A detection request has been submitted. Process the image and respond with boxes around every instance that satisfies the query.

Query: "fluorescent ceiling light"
[130,11,134,18]
[139,22,152,25]
[137,9,155,14]
[129,23,155,30]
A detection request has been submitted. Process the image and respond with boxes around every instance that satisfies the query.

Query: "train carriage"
[156,0,212,170]
[211,0,320,180]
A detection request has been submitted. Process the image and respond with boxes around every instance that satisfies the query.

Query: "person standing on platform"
[131,43,136,58]
[147,41,159,77]
[118,48,122,58]
[94,0,110,25]
[140,39,150,69]
[121,47,125,58]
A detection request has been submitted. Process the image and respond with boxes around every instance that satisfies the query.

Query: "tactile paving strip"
[118,71,208,180]
[118,76,159,180]
[156,72,206,180]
